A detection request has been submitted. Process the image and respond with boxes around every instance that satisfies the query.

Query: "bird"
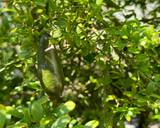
[37,32,64,104]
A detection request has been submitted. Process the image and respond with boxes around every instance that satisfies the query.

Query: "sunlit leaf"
[0,8,16,13]
[40,117,51,126]
[6,106,23,118]
[125,114,131,122]
[56,101,76,116]
[68,119,78,128]
[96,0,103,5]
[105,95,116,102]
[76,23,83,34]
[52,29,62,38]
[85,120,99,128]
[152,114,160,120]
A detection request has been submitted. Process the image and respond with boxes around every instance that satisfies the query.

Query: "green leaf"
[64,101,76,111]
[76,23,83,34]
[52,29,62,38]
[30,101,44,122]
[125,114,131,122]
[51,115,71,128]
[21,107,31,123]
[28,81,40,90]
[56,101,76,116]
[146,81,157,93]
[37,95,49,104]
[0,8,16,13]
[0,112,6,128]
[105,95,116,102]
[85,120,99,128]
[40,117,51,126]
[73,124,85,128]
[5,106,22,118]
[7,123,28,128]
[154,74,160,82]
[152,114,160,120]
[68,119,78,128]
[96,0,103,5]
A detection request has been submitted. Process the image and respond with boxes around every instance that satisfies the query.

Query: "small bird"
[37,32,64,104]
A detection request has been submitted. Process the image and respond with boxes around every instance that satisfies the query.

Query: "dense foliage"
[0,0,160,127]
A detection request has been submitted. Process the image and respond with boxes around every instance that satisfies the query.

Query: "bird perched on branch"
[37,32,64,104]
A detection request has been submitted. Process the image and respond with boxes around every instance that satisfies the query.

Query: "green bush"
[0,0,160,127]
